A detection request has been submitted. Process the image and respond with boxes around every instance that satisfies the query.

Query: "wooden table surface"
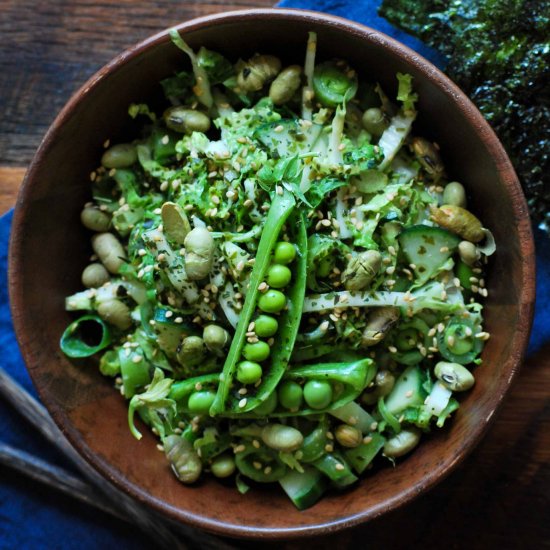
[1,1,548,548]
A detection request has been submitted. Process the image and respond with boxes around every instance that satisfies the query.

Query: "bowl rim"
[9,6,536,539]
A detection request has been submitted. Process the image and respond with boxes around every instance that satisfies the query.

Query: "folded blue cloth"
[1,1,544,547]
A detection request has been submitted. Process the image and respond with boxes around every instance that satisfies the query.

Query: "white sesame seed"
[132,355,142,364]
[324,444,334,453]
[252,439,261,449]
[388,345,398,353]
[264,466,272,475]
[238,398,247,408]
[238,387,248,395]
[234,444,246,454]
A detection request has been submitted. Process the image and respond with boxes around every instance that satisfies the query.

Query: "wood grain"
[1,1,547,548]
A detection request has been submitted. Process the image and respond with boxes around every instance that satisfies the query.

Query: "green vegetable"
[236,361,263,385]
[312,61,358,107]
[304,380,333,410]
[254,315,279,338]
[273,241,296,265]
[60,315,111,358]
[279,465,328,510]
[266,264,292,288]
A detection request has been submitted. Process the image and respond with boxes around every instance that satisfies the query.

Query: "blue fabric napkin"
[1,1,544,547]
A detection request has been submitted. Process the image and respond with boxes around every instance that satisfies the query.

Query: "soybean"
[342,250,381,291]
[269,65,302,105]
[261,423,304,452]
[161,202,191,246]
[458,240,480,266]
[101,143,137,169]
[91,232,126,274]
[163,107,211,134]
[237,54,281,92]
[335,424,362,448]
[383,429,421,458]
[411,137,444,178]
[97,299,132,330]
[81,263,110,288]
[164,435,202,484]
[434,361,475,392]
[81,207,111,232]
[184,227,215,280]
[443,181,467,208]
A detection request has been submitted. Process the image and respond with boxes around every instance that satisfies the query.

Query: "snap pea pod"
[312,451,358,488]
[260,358,375,417]
[169,373,220,415]
[300,416,330,463]
[437,317,483,364]
[210,190,296,415]
[119,346,151,399]
[234,210,308,413]
[234,442,288,483]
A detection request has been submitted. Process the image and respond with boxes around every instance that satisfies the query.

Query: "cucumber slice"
[398,225,460,284]
[330,400,376,434]
[385,365,426,416]
[312,452,358,488]
[344,432,385,474]
[279,465,328,510]
[153,307,197,358]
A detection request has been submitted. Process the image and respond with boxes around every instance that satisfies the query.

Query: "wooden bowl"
[9,8,535,539]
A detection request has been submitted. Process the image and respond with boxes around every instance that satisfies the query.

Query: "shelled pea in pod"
[210,189,308,416]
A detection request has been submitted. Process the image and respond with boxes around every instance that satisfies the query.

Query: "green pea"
[254,315,278,337]
[266,264,292,288]
[101,143,137,169]
[303,380,333,410]
[273,242,296,265]
[278,380,303,411]
[361,107,388,137]
[243,341,270,362]
[253,391,278,416]
[258,290,286,313]
[210,454,236,478]
[187,390,216,414]
[236,361,263,385]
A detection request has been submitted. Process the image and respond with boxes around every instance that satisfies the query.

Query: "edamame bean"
[161,202,191,245]
[258,290,286,313]
[443,181,467,208]
[334,424,362,448]
[236,360,263,385]
[210,454,236,478]
[203,324,229,354]
[164,435,202,484]
[383,429,421,458]
[254,315,279,337]
[243,341,270,362]
[362,306,400,346]
[458,240,480,266]
[253,390,277,415]
[374,370,396,397]
[361,107,388,137]
[266,264,292,288]
[261,423,304,452]
[273,242,296,265]
[97,298,132,330]
[434,361,475,391]
[91,232,126,274]
[237,54,281,92]
[163,107,211,134]
[430,205,484,242]
[303,380,333,410]
[342,250,381,291]
[269,65,302,105]
[81,207,111,232]
[188,390,216,414]
[184,227,215,280]
[101,143,137,169]
[278,380,303,411]
[81,263,110,288]
[411,137,444,178]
